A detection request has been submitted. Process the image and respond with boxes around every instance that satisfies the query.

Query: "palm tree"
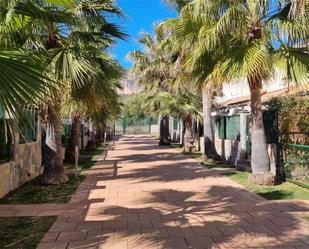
[182,0,308,184]
[0,0,126,184]
[140,87,202,152]
[129,32,175,145]
[0,2,54,121]
[158,7,222,159]
[40,0,125,184]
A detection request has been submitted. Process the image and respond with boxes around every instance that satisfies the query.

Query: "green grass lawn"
[0,216,56,249]
[0,174,85,204]
[180,147,234,169]
[225,171,309,200]
[201,159,234,169]
[65,141,110,170]
[303,216,309,222]
[183,151,203,160]
[170,143,183,149]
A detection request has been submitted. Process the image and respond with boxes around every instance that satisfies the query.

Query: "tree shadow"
[65,182,309,249]
[48,136,309,249]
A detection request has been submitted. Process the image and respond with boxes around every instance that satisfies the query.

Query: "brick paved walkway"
[34,135,309,249]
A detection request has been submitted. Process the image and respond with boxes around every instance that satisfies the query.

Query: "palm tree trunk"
[95,123,105,146]
[248,76,274,185]
[195,120,200,151]
[202,87,220,160]
[42,99,68,185]
[86,120,96,150]
[159,115,171,145]
[183,115,194,152]
[64,115,80,163]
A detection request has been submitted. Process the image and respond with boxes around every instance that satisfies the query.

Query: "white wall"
[216,72,287,103]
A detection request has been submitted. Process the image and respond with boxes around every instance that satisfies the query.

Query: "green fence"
[115,117,153,135]
[279,132,309,183]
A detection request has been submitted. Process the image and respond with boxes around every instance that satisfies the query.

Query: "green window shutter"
[173,117,178,130]
[226,115,240,140]
[218,117,226,139]
[263,111,278,144]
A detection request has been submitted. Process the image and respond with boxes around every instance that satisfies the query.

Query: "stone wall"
[0,116,42,198]
[0,142,42,198]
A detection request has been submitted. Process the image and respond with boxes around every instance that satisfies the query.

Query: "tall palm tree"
[140,87,202,151]
[0,0,126,184]
[129,32,175,145]
[158,6,222,159]
[40,0,125,184]
[0,1,54,121]
[183,0,308,184]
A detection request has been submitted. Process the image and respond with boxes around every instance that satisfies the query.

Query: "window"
[0,119,11,162]
[173,117,178,130]
[226,115,240,140]
[19,109,37,144]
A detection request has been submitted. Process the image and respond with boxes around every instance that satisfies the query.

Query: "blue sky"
[110,0,177,69]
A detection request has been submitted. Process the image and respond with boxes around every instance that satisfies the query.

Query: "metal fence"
[114,117,153,135]
[279,132,309,184]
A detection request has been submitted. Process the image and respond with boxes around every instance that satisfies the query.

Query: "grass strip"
[0,216,56,249]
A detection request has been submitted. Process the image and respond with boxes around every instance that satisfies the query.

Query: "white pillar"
[236,112,247,165]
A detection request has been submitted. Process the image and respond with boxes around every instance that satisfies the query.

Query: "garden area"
[0,141,106,248]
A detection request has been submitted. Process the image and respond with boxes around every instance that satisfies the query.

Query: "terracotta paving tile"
[156,238,188,249]
[128,219,153,229]
[75,221,103,231]
[0,210,18,217]
[57,231,87,242]
[98,240,128,249]
[50,222,78,232]
[27,135,309,248]
[36,241,69,249]
[103,220,128,230]
[41,232,60,243]
[185,236,214,249]
[14,209,42,216]
[86,229,114,242]
[68,240,99,249]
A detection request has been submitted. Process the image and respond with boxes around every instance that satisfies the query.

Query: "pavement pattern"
[4,135,309,249]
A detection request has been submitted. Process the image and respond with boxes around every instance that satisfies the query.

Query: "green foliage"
[284,144,309,181]
[0,0,125,128]
[122,94,146,124]
[273,96,309,134]
[65,142,110,170]
[129,29,202,122]
[0,216,56,249]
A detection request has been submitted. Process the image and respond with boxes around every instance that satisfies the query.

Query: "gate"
[278,132,309,185]
[115,117,152,135]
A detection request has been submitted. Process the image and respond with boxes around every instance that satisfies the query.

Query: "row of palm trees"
[130,0,308,185]
[0,0,126,184]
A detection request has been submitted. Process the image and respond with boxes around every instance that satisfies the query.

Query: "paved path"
[36,135,309,249]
